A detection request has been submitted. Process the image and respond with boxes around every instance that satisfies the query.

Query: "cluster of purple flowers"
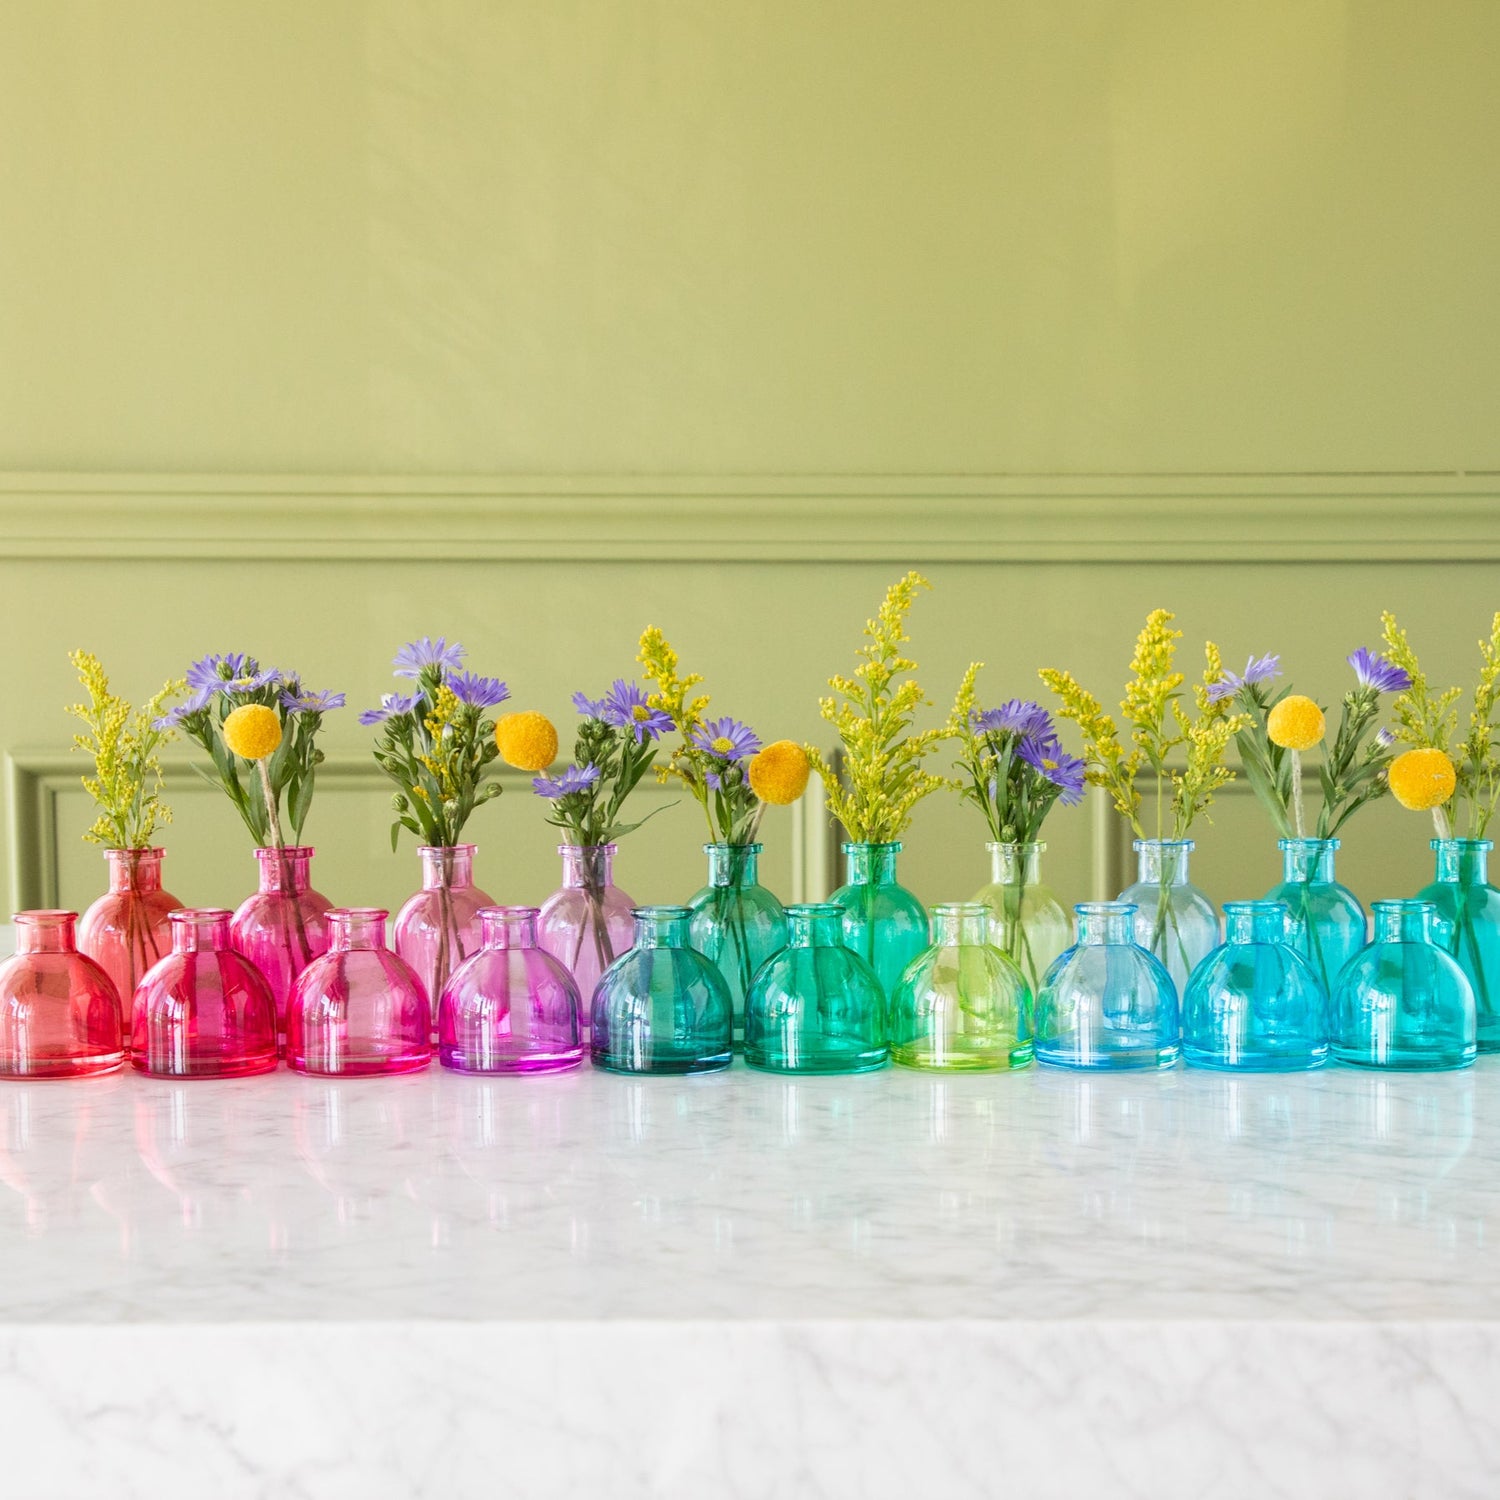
[570,679,673,745]
[359,638,507,724]
[1207,647,1411,708]
[971,699,1087,805]
[155,652,346,730]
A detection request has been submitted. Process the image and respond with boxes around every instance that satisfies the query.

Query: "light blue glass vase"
[1332,899,1476,1071]
[1265,837,1368,998]
[1418,838,1500,1053]
[591,906,733,1075]
[743,903,887,1074]
[1034,901,1179,1070]
[829,841,929,999]
[1118,838,1219,996]
[686,842,787,1042]
[1182,900,1329,1071]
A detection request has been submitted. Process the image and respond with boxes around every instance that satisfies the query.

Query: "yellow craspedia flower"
[221,704,282,761]
[1388,747,1457,811]
[495,711,557,772]
[749,740,810,805]
[1267,695,1326,751]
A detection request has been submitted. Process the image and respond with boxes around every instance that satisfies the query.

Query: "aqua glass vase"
[77,847,182,1028]
[828,840,928,999]
[686,843,786,1039]
[1118,838,1219,996]
[889,901,1033,1071]
[1264,837,1367,999]
[743,902,886,1074]
[1035,901,1179,1070]
[972,840,1071,997]
[1332,900,1476,1070]
[592,906,733,1074]
[1418,838,1500,1053]
[536,844,635,1025]
[1182,900,1329,1071]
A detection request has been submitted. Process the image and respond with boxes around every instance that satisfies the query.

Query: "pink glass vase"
[76,848,182,1026]
[394,844,493,1026]
[230,845,332,1044]
[131,909,279,1078]
[0,910,124,1078]
[537,844,635,1023]
[439,906,585,1074]
[288,908,432,1076]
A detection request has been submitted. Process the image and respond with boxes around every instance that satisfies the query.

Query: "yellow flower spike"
[495,711,558,772]
[222,703,283,761]
[1266,695,1326,752]
[1389,747,1457,811]
[749,741,810,805]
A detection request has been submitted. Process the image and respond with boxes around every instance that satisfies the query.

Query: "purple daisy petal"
[280,688,346,714]
[448,671,510,709]
[691,716,761,762]
[1347,647,1412,695]
[533,763,602,799]
[359,692,420,726]
[393,637,465,679]
[1017,738,1087,806]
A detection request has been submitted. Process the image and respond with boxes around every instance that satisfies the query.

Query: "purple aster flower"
[359,692,420,726]
[448,670,510,709]
[186,652,253,691]
[1206,653,1282,705]
[1018,738,1088,805]
[152,684,217,730]
[393,636,465,679]
[971,699,1053,741]
[571,689,608,719]
[597,679,673,742]
[691,716,761,762]
[1376,727,1397,750]
[280,688,346,714]
[533,763,602,799]
[1347,647,1412,695]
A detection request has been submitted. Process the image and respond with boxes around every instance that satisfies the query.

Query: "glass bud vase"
[972,840,1071,997]
[1418,838,1500,1053]
[0,910,124,1078]
[1332,899,1476,1070]
[1182,900,1329,1071]
[592,905,733,1075]
[743,902,887,1074]
[537,844,635,1024]
[288,908,432,1076]
[77,847,183,1027]
[394,844,494,1028]
[686,842,787,1039]
[889,901,1033,1072]
[829,841,929,1001]
[1265,837,1368,999]
[1118,838,1219,996]
[132,909,279,1078]
[1035,902,1180,1070]
[230,845,332,1045]
[440,906,585,1074]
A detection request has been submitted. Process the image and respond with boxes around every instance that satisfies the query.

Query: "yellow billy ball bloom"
[496,711,558,772]
[1266,694,1326,752]
[221,703,283,761]
[1388,747,1457,811]
[749,740,811,805]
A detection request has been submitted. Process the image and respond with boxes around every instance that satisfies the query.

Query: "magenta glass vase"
[76,847,182,1026]
[394,844,493,1025]
[230,845,332,1044]
[287,908,432,1076]
[537,844,635,1020]
[0,910,124,1078]
[131,908,279,1078]
[439,906,585,1074]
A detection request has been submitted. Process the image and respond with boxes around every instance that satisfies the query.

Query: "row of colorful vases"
[0,833,1495,1078]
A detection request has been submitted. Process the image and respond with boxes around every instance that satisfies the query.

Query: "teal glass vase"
[743,903,886,1073]
[687,842,787,1041]
[972,840,1071,998]
[1182,900,1329,1071]
[1118,839,1219,996]
[1332,899,1476,1070]
[1265,837,1367,998]
[1418,838,1500,1053]
[829,840,929,998]
[889,902,1033,1071]
[1035,902,1179,1070]
[591,906,733,1074]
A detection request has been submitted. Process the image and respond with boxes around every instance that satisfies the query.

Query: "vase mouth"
[932,901,988,918]
[985,840,1046,854]
[633,904,693,920]
[14,908,76,925]
[703,842,762,854]
[557,843,617,855]
[254,844,315,860]
[331,906,389,923]
[1372,898,1436,916]
[171,907,234,924]
[1431,838,1494,852]
[841,840,902,854]
[104,846,165,858]
[1277,837,1339,851]
[1224,899,1286,915]
[1074,901,1136,917]
[1132,838,1195,852]
[479,904,542,920]
[785,902,842,919]
[419,843,476,855]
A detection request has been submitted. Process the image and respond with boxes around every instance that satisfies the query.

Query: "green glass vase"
[828,840,928,998]
[972,840,1071,997]
[686,842,787,1041]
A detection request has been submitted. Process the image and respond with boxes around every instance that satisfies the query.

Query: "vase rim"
[841,840,902,853]
[330,906,389,922]
[985,839,1046,853]
[1132,838,1195,851]
[932,900,988,917]
[633,904,693,919]
[1224,899,1287,915]
[170,906,233,924]
[104,845,165,857]
[14,908,76,925]
[1431,837,1494,851]
[1277,836,1340,850]
[418,842,476,854]
[785,901,842,918]
[1074,900,1136,917]
[703,842,762,853]
[479,904,541,920]
[254,844,315,859]
[557,842,617,854]
[1372,898,1436,914]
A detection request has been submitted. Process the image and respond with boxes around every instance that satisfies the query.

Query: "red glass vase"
[77,847,182,1027]
[230,845,332,1044]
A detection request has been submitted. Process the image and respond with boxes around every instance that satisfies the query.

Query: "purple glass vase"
[439,906,585,1074]
[394,844,493,1026]
[77,848,183,1027]
[230,845,332,1045]
[537,844,635,1023]
[287,908,432,1076]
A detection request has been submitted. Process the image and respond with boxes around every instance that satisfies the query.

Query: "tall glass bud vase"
[686,842,786,1040]
[1118,838,1218,997]
[829,840,928,1000]
[973,840,1070,998]
[77,847,183,1027]
[230,845,332,1046]
[1265,837,1367,1000]
[537,844,635,1023]
[394,843,493,1027]
[1418,838,1500,1053]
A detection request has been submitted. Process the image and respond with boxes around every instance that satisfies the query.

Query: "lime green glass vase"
[973,840,1071,997]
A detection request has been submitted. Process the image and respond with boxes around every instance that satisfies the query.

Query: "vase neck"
[420,843,475,891]
[1134,838,1194,886]
[1076,901,1135,946]
[1432,837,1492,886]
[170,908,234,954]
[254,844,314,895]
[843,840,901,887]
[329,908,388,953]
[1226,900,1289,945]
[1279,837,1338,884]
[931,902,989,947]
[633,904,692,949]
[1373,899,1437,944]
[14,909,78,956]
[988,840,1043,886]
[560,844,615,890]
[785,903,845,948]
[105,847,164,894]
[705,842,760,888]
[480,906,540,950]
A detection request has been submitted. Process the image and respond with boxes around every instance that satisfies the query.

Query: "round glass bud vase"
[288,908,432,1076]
[77,847,182,1026]
[1332,899,1476,1070]
[686,843,787,1039]
[972,840,1071,997]
[829,841,929,1000]
[1418,838,1500,1053]
[0,910,124,1078]
[132,909,279,1079]
[230,845,332,1045]
[889,901,1033,1072]
[394,844,494,1028]
[440,906,585,1075]
[537,844,635,1024]
[1181,900,1329,1071]
[1035,901,1180,1070]
[743,903,887,1074]
[1118,838,1219,996]
[592,906,733,1075]
[1264,837,1367,999]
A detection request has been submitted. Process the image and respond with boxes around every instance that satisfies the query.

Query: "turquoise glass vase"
[1182,900,1329,1071]
[1035,902,1179,1070]
[889,902,1033,1071]
[592,905,733,1074]
[829,841,929,998]
[686,842,786,1040]
[1118,838,1218,997]
[1265,837,1367,999]
[972,840,1071,998]
[1418,838,1500,1053]
[743,903,886,1074]
[1332,900,1476,1070]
